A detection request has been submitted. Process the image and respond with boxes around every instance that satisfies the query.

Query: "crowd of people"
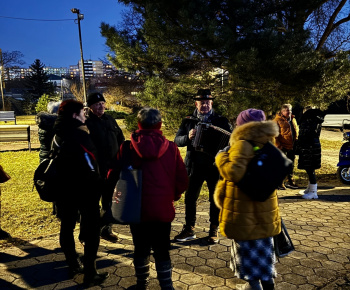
[30,90,325,289]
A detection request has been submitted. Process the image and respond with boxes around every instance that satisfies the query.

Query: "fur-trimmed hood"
[36,112,58,131]
[229,120,279,146]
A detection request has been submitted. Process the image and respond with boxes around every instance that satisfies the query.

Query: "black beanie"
[87,92,106,107]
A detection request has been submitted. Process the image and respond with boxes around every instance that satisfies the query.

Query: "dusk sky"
[1,0,128,68]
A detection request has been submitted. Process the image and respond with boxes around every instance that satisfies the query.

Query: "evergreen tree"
[101,0,350,126]
[25,59,54,101]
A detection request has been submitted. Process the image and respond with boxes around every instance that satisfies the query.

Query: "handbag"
[111,141,142,224]
[33,136,60,202]
[273,219,295,257]
[236,140,293,202]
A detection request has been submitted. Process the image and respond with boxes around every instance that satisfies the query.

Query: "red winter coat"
[120,129,188,223]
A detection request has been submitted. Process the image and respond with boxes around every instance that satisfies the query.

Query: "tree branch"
[316,0,347,51]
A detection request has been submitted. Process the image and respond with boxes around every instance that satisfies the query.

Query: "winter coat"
[53,116,102,201]
[120,129,189,223]
[274,112,299,150]
[36,112,57,162]
[174,109,232,174]
[86,111,125,177]
[296,109,325,170]
[214,121,281,241]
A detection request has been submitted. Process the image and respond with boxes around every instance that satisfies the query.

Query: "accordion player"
[192,122,231,157]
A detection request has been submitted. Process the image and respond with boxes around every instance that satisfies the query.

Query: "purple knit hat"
[236,108,266,126]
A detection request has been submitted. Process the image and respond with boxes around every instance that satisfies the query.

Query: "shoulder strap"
[48,135,62,159]
[121,140,132,168]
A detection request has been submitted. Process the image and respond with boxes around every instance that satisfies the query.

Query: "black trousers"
[306,168,317,184]
[57,194,101,270]
[130,222,171,262]
[185,165,220,227]
[282,148,296,180]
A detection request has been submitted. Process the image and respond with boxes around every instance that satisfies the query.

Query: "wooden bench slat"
[0,111,16,124]
[322,114,350,128]
[0,125,31,150]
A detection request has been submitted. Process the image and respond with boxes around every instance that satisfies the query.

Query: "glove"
[216,146,230,156]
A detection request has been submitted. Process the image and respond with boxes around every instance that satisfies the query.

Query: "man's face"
[90,101,106,117]
[195,100,213,115]
[281,107,292,119]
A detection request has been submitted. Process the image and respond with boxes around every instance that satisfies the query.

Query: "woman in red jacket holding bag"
[118,107,188,290]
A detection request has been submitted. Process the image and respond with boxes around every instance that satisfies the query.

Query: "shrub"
[105,110,129,119]
[124,113,138,132]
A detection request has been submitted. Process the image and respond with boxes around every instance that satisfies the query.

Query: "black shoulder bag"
[33,136,61,202]
[236,140,293,202]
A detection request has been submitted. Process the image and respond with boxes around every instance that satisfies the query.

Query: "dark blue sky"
[1,0,127,68]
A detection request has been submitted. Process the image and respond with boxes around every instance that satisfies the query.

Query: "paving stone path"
[0,185,350,289]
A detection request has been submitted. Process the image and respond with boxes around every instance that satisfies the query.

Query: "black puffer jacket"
[85,112,125,177]
[174,109,232,174]
[53,116,102,201]
[36,112,57,162]
[296,109,325,170]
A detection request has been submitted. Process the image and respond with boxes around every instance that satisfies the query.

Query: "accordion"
[192,122,231,157]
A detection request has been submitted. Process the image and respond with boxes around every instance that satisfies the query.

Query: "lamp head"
[71,8,79,14]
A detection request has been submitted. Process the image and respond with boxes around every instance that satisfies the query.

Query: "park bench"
[0,111,16,124]
[322,114,350,128]
[0,125,31,151]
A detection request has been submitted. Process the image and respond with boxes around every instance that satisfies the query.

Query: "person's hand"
[189,128,197,140]
[216,146,230,156]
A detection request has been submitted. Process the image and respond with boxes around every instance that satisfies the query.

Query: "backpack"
[33,136,61,202]
[236,140,293,202]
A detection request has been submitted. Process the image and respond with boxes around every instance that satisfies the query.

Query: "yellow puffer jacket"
[274,112,299,150]
[214,121,281,241]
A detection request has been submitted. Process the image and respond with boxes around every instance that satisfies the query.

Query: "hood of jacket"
[131,129,169,159]
[300,109,325,124]
[229,120,279,146]
[36,112,58,131]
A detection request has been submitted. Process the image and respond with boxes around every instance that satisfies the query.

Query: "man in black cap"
[174,89,232,244]
[85,92,125,242]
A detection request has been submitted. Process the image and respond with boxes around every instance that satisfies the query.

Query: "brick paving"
[0,185,350,289]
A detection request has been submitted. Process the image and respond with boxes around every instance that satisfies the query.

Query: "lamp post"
[71,8,87,105]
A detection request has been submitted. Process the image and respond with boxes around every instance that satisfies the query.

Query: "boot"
[302,183,318,199]
[261,280,275,290]
[101,224,119,243]
[156,260,174,290]
[66,255,84,277]
[134,257,150,290]
[298,182,310,195]
[207,224,219,244]
[83,260,109,287]
[285,176,299,189]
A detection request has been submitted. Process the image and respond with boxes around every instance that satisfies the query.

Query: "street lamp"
[71,8,87,105]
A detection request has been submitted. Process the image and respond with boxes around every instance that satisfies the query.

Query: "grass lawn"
[0,116,340,248]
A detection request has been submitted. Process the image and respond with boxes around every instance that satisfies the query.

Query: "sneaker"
[174,225,196,242]
[302,191,318,199]
[101,226,118,243]
[285,182,299,189]
[207,225,219,244]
